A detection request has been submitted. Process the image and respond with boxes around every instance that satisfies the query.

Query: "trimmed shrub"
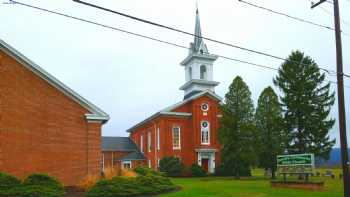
[0,172,21,196]
[159,157,183,177]
[190,164,207,177]
[135,175,175,195]
[21,174,65,197]
[86,175,175,197]
[134,167,164,177]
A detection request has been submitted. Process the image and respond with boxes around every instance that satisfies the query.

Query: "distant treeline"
[316,148,350,167]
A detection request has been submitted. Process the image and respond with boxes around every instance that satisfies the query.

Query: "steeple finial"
[193,3,203,53]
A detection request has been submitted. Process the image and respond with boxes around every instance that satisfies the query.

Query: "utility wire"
[69,0,350,78]
[307,0,350,28]
[3,0,278,72]
[238,0,334,30]
[238,0,350,37]
[5,0,349,88]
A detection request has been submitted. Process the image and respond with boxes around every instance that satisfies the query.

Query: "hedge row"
[0,173,64,197]
[86,168,176,197]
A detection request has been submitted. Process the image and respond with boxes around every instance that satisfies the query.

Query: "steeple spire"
[191,6,208,54]
[194,7,202,52]
[180,6,218,100]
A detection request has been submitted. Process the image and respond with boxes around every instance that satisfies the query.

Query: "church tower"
[179,8,219,100]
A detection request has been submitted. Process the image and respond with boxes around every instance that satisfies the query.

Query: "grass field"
[159,169,345,197]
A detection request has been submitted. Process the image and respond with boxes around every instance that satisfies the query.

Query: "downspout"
[152,121,157,169]
[84,119,89,175]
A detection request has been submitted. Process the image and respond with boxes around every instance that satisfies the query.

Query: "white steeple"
[179,8,219,100]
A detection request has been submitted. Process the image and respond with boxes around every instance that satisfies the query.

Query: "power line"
[238,0,334,30]
[69,0,350,78]
[237,0,350,37]
[5,0,350,88]
[307,0,350,28]
[3,1,278,71]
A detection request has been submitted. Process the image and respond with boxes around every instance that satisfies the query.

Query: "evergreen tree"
[273,51,335,160]
[255,86,285,179]
[218,76,256,178]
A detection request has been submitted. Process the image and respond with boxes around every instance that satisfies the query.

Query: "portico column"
[211,152,215,173]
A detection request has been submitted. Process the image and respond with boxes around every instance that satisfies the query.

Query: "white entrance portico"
[195,148,217,173]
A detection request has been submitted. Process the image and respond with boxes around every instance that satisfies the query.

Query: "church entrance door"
[201,158,209,172]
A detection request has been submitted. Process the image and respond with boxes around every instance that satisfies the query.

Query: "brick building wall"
[0,48,106,186]
[102,151,145,171]
[129,94,221,172]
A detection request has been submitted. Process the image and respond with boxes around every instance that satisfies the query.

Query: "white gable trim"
[126,90,221,133]
[0,39,109,123]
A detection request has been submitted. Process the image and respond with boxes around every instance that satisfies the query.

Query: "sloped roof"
[0,39,109,123]
[102,136,145,161]
[127,90,222,132]
[119,151,146,161]
[102,137,139,151]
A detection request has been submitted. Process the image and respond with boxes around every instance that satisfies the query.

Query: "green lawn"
[159,169,344,197]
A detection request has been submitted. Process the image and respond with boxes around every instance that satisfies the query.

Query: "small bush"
[86,175,175,197]
[86,177,139,197]
[134,167,164,177]
[159,157,183,177]
[78,174,100,191]
[190,164,207,177]
[0,172,21,196]
[21,174,65,197]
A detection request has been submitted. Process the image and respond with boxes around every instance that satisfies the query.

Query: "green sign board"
[277,154,315,174]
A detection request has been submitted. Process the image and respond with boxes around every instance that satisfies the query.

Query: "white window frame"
[148,159,151,168]
[122,160,132,169]
[140,135,144,153]
[201,121,210,145]
[157,127,160,150]
[148,131,152,152]
[172,126,181,150]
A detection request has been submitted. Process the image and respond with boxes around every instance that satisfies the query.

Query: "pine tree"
[273,50,335,160]
[255,86,285,179]
[218,76,256,178]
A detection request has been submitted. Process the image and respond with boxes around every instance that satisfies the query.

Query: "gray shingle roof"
[102,137,139,151]
[120,151,146,161]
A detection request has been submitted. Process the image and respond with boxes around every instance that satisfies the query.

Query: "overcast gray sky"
[1,0,350,147]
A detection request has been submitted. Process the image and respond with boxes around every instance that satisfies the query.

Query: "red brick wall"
[102,151,146,172]
[129,94,221,171]
[0,50,103,186]
[102,151,131,171]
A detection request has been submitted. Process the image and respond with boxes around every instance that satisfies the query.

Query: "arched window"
[201,121,210,144]
[200,65,207,80]
[189,67,192,80]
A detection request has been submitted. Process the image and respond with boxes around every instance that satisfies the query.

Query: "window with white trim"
[201,121,210,144]
[140,135,144,153]
[157,127,160,150]
[122,160,132,169]
[172,126,181,149]
[148,130,152,152]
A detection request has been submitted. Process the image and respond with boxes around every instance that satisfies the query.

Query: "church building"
[126,9,222,173]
